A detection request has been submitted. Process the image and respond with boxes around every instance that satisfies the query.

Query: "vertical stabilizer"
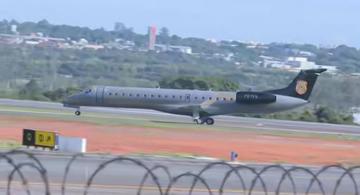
[266,69,326,100]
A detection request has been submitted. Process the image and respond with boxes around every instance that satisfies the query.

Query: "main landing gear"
[192,111,215,125]
[193,117,215,125]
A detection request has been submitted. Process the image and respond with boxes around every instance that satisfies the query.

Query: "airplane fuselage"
[65,86,308,117]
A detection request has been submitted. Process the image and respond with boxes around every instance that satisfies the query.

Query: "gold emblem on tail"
[296,80,308,95]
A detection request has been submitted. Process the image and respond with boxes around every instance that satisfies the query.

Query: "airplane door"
[96,86,104,106]
[185,94,191,103]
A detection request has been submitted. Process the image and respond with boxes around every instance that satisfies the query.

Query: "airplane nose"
[63,91,96,107]
[63,94,79,106]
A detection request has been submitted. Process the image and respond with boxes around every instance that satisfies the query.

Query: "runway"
[1,151,360,195]
[1,99,360,194]
[0,98,359,136]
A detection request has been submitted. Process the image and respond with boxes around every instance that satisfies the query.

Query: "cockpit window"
[84,89,92,94]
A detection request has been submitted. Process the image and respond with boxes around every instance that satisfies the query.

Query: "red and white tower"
[148,26,157,50]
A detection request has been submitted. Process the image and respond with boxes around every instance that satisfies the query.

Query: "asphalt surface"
[1,151,360,195]
[0,98,359,136]
[0,99,360,194]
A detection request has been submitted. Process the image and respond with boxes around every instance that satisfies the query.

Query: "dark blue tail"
[266,69,326,100]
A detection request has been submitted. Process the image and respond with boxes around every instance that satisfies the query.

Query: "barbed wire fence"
[0,150,359,194]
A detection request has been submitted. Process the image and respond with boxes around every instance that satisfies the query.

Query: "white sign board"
[57,136,87,153]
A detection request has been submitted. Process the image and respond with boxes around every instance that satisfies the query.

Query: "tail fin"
[266,69,327,100]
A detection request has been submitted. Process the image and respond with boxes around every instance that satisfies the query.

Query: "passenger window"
[158,95,161,98]
[202,97,205,100]
[179,96,182,99]
[216,97,219,101]
[165,95,168,98]
[122,93,125,96]
[129,94,132,97]
[151,94,154,98]
[109,93,112,96]
[209,97,212,100]
[172,95,176,98]
[144,94,147,98]
[230,98,233,101]
[136,94,140,97]
[223,97,226,101]
[115,93,118,96]
[195,97,198,100]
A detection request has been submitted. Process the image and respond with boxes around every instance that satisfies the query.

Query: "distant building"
[83,44,104,50]
[168,45,192,54]
[78,38,88,45]
[350,73,360,77]
[287,57,308,62]
[354,113,360,125]
[224,53,234,61]
[72,38,104,50]
[287,57,338,74]
[154,44,192,54]
[246,42,269,49]
[24,40,40,45]
[114,22,126,32]
[298,51,315,57]
[261,55,285,68]
[148,26,157,50]
[352,107,360,125]
[10,25,17,34]
[0,33,68,47]
[104,39,136,50]
[0,34,23,44]
[207,39,218,43]
[262,55,338,74]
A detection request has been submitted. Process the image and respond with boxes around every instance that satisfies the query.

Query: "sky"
[1,0,360,47]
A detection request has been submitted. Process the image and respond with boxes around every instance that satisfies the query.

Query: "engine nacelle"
[236,92,276,104]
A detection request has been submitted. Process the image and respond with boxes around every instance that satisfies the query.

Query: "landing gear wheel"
[193,119,201,124]
[205,118,214,125]
[75,111,81,116]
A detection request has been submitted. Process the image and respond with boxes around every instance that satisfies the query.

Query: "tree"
[314,106,354,124]
[21,79,41,95]
[159,76,239,91]
[298,110,317,122]
[114,22,126,32]
[159,27,170,37]
[194,80,208,90]
[18,79,48,101]
[42,87,80,102]
[38,19,50,27]
[158,27,170,44]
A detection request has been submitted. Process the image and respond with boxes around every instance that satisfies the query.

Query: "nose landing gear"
[75,110,81,116]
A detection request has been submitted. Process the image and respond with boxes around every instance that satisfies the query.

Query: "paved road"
[0,98,359,136]
[0,151,359,195]
[0,99,360,194]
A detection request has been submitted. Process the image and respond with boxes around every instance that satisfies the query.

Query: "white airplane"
[63,69,326,125]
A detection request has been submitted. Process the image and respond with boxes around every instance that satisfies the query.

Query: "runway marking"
[0,181,326,194]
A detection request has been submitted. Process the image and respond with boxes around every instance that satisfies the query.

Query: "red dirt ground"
[1,115,360,165]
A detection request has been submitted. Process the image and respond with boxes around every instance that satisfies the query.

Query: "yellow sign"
[35,131,56,147]
[295,80,308,95]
